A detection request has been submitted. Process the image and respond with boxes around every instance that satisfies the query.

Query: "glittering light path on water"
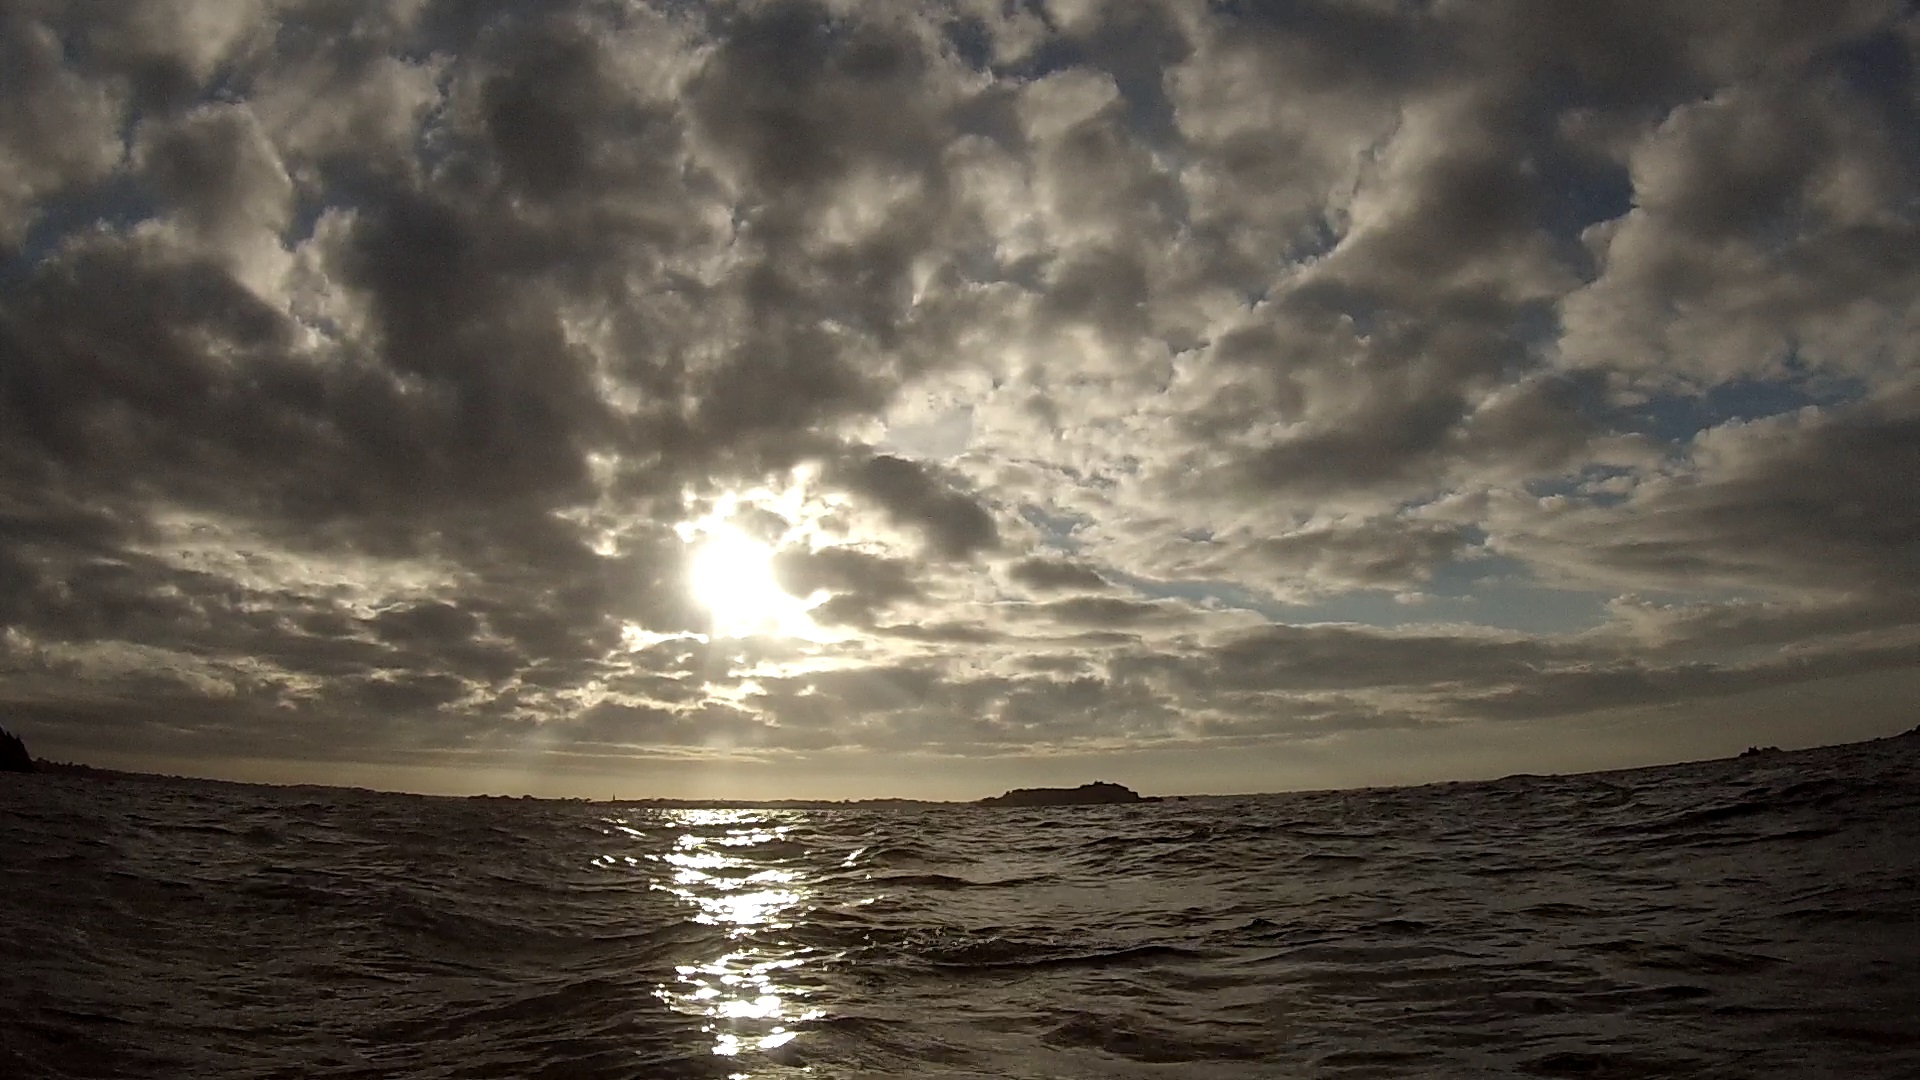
[602,809,830,1069]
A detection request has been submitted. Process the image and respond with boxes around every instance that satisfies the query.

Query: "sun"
[686,525,822,639]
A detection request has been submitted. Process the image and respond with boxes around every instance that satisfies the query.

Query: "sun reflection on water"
[634,808,826,1066]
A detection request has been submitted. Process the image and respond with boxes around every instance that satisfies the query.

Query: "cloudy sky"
[2,0,1916,799]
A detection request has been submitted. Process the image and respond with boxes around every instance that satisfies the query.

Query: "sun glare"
[675,472,839,641]
[687,525,822,639]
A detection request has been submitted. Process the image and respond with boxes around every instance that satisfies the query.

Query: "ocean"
[2,734,1916,1079]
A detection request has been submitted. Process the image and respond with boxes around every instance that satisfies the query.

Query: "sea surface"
[3,735,1918,1079]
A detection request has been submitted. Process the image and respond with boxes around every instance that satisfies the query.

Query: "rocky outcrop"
[976,781,1144,807]
[0,726,35,773]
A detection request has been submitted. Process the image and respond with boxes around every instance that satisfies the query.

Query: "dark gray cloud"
[834,454,1000,559]
[773,545,919,627]
[1488,403,1920,596]
[1,0,1916,793]
[1007,556,1111,592]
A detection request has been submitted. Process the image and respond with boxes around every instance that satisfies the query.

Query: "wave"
[3,734,1917,1078]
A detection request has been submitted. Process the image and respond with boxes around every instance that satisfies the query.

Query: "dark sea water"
[3,736,1918,1079]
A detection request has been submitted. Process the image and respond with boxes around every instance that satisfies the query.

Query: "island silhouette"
[975,781,1146,807]
[1,725,35,773]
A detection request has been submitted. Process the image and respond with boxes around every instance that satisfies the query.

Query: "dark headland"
[0,725,36,773]
[975,781,1148,807]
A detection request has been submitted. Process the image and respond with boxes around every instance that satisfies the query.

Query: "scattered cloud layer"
[2,0,1915,795]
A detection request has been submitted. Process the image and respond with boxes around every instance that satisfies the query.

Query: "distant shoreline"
[18,761,1159,810]
[10,724,1917,807]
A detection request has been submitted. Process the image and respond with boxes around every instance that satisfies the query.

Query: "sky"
[1,0,1917,800]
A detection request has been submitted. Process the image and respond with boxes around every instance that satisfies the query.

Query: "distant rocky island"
[1,726,36,773]
[975,781,1147,807]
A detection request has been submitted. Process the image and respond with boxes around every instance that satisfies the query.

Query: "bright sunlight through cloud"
[675,470,840,642]
[685,524,827,640]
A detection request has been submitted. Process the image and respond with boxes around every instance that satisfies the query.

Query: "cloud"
[0,14,127,251]
[1560,77,1920,386]
[1,0,1915,792]
[834,454,1000,559]
[1007,556,1111,592]
[1485,401,1920,596]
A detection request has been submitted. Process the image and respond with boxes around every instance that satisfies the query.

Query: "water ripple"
[2,736,1918,1077]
